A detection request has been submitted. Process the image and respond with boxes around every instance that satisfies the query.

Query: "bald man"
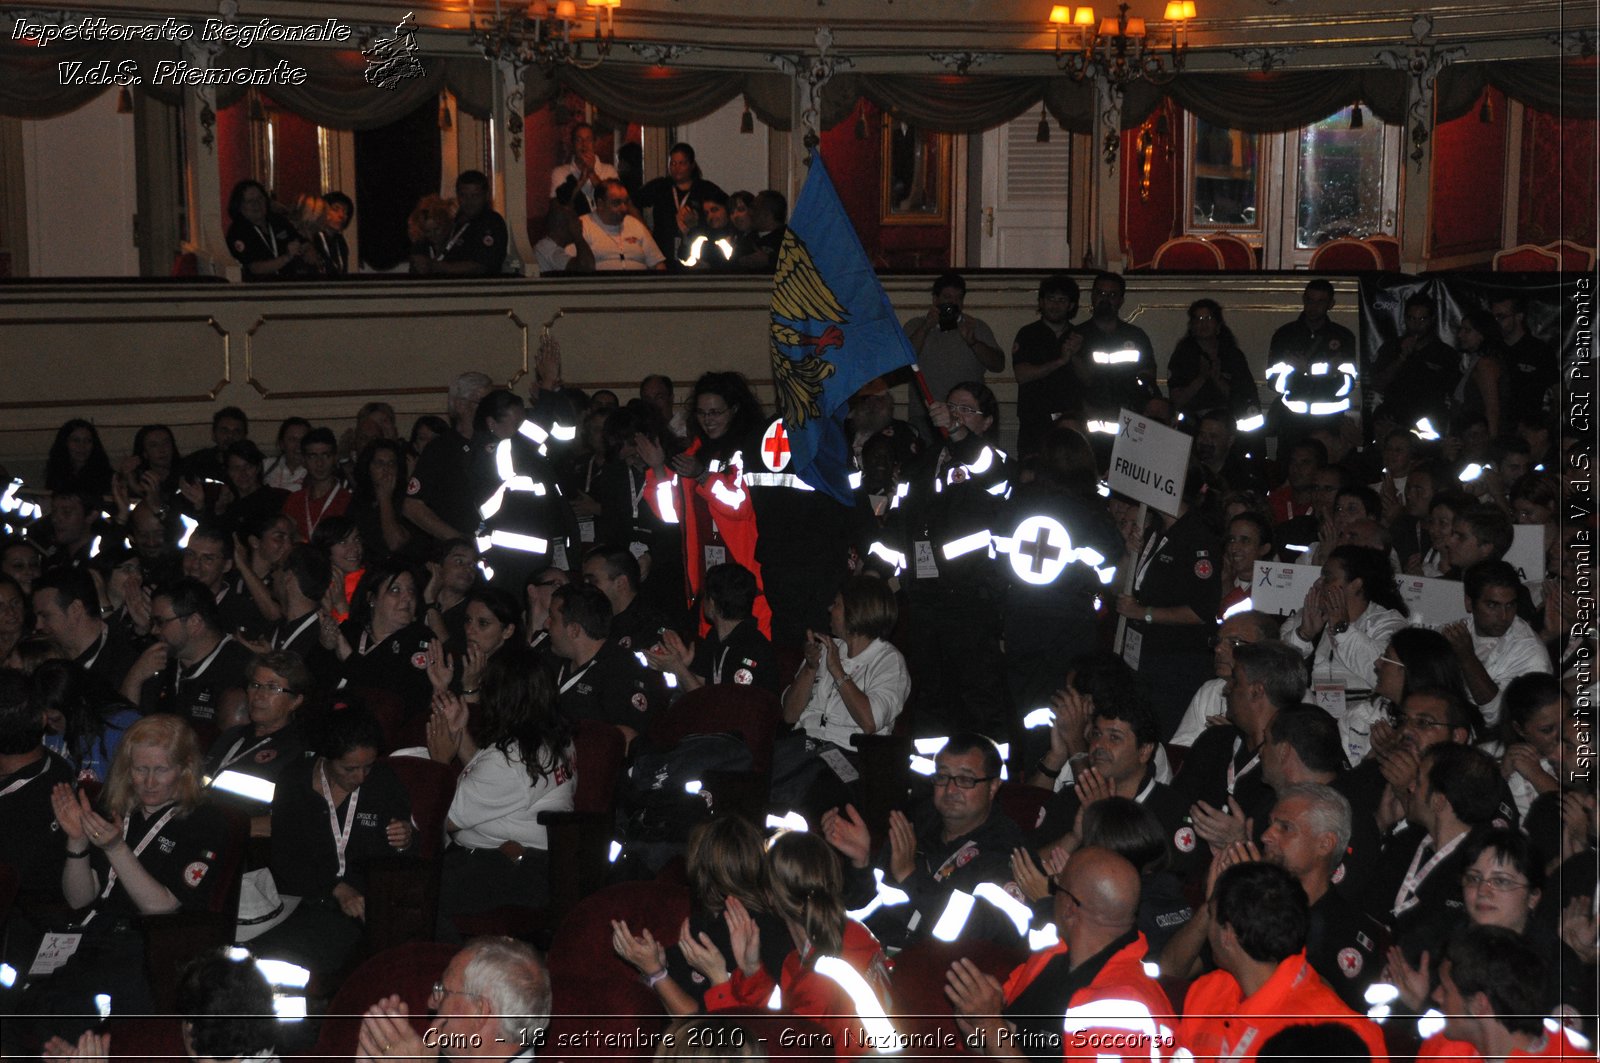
[946,848,1173,1062]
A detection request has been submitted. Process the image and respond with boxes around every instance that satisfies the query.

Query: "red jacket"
[1178,952,1389,1062]
[1418,1026,1593,1060]
[644,437,771,637]
[1001,933,1176,1059]
[704,920,889,1057]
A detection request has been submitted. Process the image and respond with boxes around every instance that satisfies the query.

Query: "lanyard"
[712,644,733,684]
[627,466,645,520]
[95,804,179,905]
[216,733,272,774]
[276,612,320,651]
[1226,735,1260,795]
[1393,831,1466,915]
[82,627,109,671]
[318,761,361,878]
[558,660,596,694]
[1133,773,1158,805]
[253,223,278,258]
[0,758,49,800]
[177,636,231,693]
[444,219,469,254]
[1132,529,1168,593]
[302,482,346,537]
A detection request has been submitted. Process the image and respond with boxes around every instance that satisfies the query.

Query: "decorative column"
[1377,15,1465,273]
[769,25,853,181]
[1089,72,1125,272]
[180,37,230,277]
[494,57,536,273]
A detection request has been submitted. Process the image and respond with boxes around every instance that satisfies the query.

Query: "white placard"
[1395,575,1470,629]
[1505,525,1545,585]
[1107,409,1193,518]
[1251,561,1323,617]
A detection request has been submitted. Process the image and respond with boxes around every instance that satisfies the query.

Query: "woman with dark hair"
[640,372,771,636]
[1115,462,1225,739]
[634,141,722,270]
[614,816,791,1013]
[1283,544,1409,762]
[211,440,288,536]
[896,381,1013,737]
[1167,299,1258,419]
[226,179,303,281]
[127,423,183,503]
[1496,672,1564,820]
[324,558,435,715]
[999,425,1123,738]
[312,515,364,623]
[409,414,451,455]
[427,646,574,935]
[33,659,141,783]
[1372,627,1477,728]
[348,439,414,563]
[45,419,113,498]
[264,416,311,493]
[426,584,520,697]
[1414,487,1474,577]
[1452,308,1512,438]
[0,573,28,667]
[255,707,412,976]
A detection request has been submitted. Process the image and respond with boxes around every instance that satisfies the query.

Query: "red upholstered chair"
[1545,239,1596,271]
[888,938,1028,1043]
[385,755,459,861]
[100,1015,188,1063]
[1309,237,1383,270]
[312,941,460,1059]
[1150,237,1226,271]
[1492,244,1562,271]
[1365,234,1402,271]
[648,684,781,822]
[995,782,1054,836]
[347,687,412,753]
[361,755,460,956]
[1204,232,1256,270]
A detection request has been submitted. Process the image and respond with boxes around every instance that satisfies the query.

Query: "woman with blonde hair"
[27,714,228,1040]
[408,195,457,274]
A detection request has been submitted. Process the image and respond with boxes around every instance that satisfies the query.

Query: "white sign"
[1107,408,1193,518]
[1505,525,1545,586]
[1252,561,1323,616]
[1396,575,1470,629]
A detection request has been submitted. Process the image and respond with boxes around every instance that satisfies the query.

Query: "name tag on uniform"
[704,545,728,569]
[30,932,82,975]
[629,541,649,559]
[818,747,860,783]
[1312,683,1347,718]
[552,541,568,570]
[914,540,940,580]
[578,517,596,543]
[1122,627,1143,670]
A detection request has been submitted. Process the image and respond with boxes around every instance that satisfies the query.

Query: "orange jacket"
[1001,933,1177,1060]
[1178,951,1389,1062]
[1418,1027,1594,1060]
[644,438,771,637]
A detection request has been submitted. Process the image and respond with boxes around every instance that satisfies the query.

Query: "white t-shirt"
[1468,615,1553,728]
[550,159,618,208]
[792,638,911,750]
[580,214,665,271]
[448,741,576,851]
[534,237,575,276]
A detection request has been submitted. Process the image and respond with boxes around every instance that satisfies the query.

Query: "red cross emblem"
[1337,947,1363,976]
[762,421,791,472]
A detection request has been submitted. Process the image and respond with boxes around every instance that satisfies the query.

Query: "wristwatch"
[1143,608,1154,624]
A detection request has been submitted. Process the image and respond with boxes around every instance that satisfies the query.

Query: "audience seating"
[850,731,915,840]
[887,937,1027,1043]
[649,684,781,823]
[1308,238,1383,270]
[1492,243,1562,271]
[1204,233,1256,270]
[1365,233,1402,270]
[1545,239,1596,270]
[360,755,460,958]
[1150,237,1226,271]
[311,940,459,1060]
[99,1015,187,1063]
[0,861,19,929]
[141,807,250,1013]
[994,781,1054,835]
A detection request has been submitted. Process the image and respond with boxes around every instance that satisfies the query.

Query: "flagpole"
[907,362,950,440]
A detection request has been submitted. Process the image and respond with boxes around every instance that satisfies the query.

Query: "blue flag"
[768,153,917,505]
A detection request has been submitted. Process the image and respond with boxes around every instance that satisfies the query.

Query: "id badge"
[551,541,568,571]
[704,544,728,569]
[628,541,649,560]
[578,517,596,543]
[913,540,940,580]
[1312,683,1347,718]
[1122,626,1143,670]
[818,747,860,784]
[30,931,83,975]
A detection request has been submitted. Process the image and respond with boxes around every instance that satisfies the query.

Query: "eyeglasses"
[1462,871,1529,893]
[1394,713,1448,731]
[1209,635,1248,650]
[246,682,296,696]
[1377,655,1406,669]
[150,613,189,627]
[948,404,981,416]
[696,407,730,420]
[430,981,486,1005]
[932,773,996,790]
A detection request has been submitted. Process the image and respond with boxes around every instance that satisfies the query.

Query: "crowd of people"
[0,261,1592,1061]
[226,131,788,280]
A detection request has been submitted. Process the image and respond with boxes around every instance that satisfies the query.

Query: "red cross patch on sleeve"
[183,861,210,887]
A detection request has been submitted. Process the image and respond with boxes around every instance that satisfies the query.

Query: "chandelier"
[1050,2,1195,86]
[469,0,619,70]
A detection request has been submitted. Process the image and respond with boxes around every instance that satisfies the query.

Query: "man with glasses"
[1363,742,1503,961]
[580,178,666,271]
[31,568,139,700]
[825,733,1026,949]
[1443,560,1552,729]
[903,272,1003,436]
[1079,271,1158,423]
[1010,273,1086,458]
[1170,610,1280,748]
[356,936,551,1063]
[122,577,252,732]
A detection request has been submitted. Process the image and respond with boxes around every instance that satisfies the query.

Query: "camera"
[937,302,963,331]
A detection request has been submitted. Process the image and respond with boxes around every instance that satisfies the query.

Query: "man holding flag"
[750,153,924,646]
